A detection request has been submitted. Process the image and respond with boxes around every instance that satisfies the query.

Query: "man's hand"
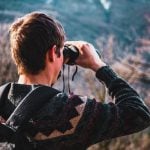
[65,41,106,72]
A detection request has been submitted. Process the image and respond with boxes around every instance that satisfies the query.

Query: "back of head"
[10,12,65,75]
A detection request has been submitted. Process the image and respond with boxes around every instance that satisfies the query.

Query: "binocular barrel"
[63,44,101,65]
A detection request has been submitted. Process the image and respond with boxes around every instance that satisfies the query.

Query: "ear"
[48,45,57,62]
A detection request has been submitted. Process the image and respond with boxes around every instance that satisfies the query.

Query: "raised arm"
[65,41,150,147]
[82,65,150,146]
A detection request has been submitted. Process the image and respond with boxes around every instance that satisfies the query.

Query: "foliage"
[0,24,18,85]
[0,12,150,150]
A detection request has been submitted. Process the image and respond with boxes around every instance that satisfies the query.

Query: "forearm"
[96,65,144,101]
[81,65,150,146]
[95,65,150,130]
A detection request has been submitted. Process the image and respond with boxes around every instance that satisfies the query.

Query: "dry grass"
[0,24,18,84]
[88,29,150,150]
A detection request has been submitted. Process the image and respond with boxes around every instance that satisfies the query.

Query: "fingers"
[64,41,106,71]
[65,41,87,49]
[65,41,87,46]
[65,41,94,55]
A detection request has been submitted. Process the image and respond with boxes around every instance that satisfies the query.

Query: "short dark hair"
[10,12,65,75]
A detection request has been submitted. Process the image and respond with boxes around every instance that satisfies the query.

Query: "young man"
[0,12,150,150]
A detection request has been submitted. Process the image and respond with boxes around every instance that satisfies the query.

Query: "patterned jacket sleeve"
[77,66,150,147]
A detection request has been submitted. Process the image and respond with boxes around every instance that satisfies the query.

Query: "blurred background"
[0,0,150,149]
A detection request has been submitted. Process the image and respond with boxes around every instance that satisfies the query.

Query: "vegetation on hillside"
[0,22,149,149]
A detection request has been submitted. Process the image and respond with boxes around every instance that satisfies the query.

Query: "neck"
[18,70,53,86]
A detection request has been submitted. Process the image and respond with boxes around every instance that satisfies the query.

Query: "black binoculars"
[63,45,79,65]
[63,44,101,65]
